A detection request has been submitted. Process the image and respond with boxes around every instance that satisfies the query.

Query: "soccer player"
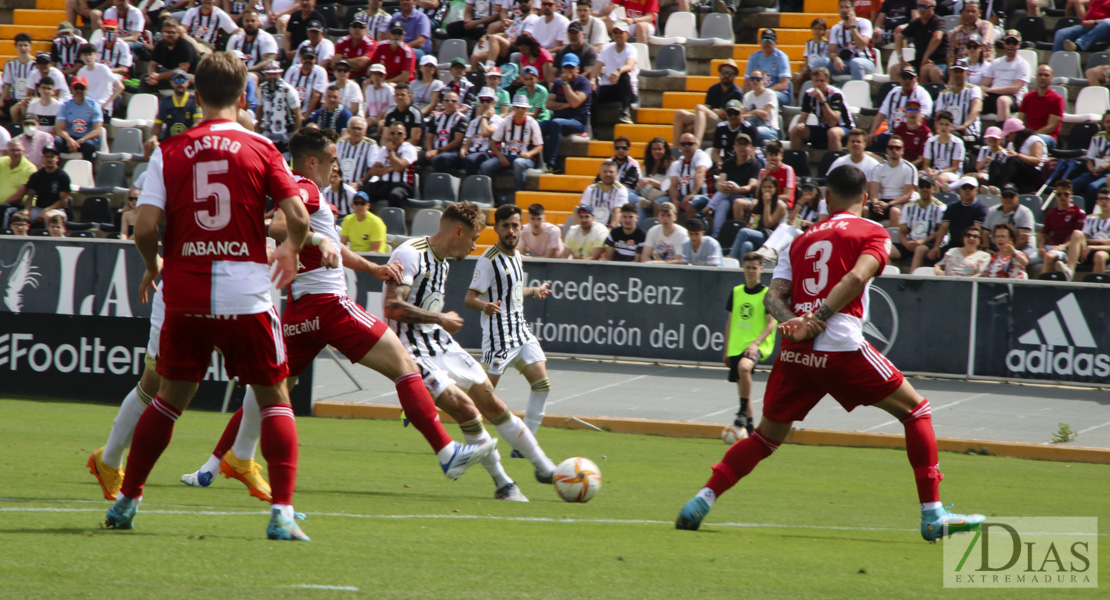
[465,204,554,455]
[722,252,776,436]
[385,203,560,501]
[676,166,985,542]
[105,52,312,541]
[179,127,496,491]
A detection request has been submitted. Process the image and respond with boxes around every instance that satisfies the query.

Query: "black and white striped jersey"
[225,30,279,68]
[182,6,238,47]
[51,34,88,71]
[935,84,983,138]
[388,237,455,358]
[336,138,376,185]
[323,182,358,218]
[922,135,965,172]
[470,245,537,360]
[429,111,468,150]
[2,58,35,99]
[901,201,946,241]
[283,64,329,112]
[95,40,133,70]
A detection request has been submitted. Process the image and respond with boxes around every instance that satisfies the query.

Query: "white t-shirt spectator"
[28,97,63,124]
[364,82,396,120]
[505,14,541,42]
[868,159,918,200]
[644,223,689,261]
[340,79,365,116]
[828,152,880,177]
[597,42,638,95]
[77,63,119,112]
[225,30,279,68]
[742,88,779,130]
[27,67,71,102]
[983,55,1030,103]
[666,149,713,197]
[680,236,723,266]
[103,6,145,38]
[531,14,570,50]
[581,16,610,47]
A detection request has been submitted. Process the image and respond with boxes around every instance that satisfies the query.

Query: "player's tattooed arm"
[384,281,442,325]
[764,278,797,323]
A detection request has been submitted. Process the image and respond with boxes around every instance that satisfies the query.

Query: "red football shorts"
[762,340,905,423]
[283,294,388,376]
[157,308,289,386]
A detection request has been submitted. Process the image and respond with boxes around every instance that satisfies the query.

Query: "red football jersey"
[138,119,301,315]
[773,212,890,352]
[335,35,376,78]
[370,42,415,82]
[288,173,346,301]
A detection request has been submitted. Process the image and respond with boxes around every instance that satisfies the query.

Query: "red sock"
[705,431,779,498]
[395,372,453,453]
[211,407,243,460]
[120,397,181,498]
[901,400,943,504]
[260,404,298,505]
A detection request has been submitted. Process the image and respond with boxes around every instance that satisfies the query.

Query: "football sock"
[492,410,556,474]
[922,501,943,511]
[460,418,512,488]
[103,385,150,468]
[120,397,180,498]
[695,487,717,508]
[705,430,780,497]
[525,377,551,434]
[901,400,943,505]
[395,372,453,453]
[259,404,298,505]
[272,503,295,521]
[232,387,262,460]
[738,397,749,416]
[208,407,243,468]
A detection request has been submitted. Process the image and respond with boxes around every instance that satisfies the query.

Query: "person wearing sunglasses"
[607,136,643,204]
[865,136,916,226]
[946,1,993,68]
[53,74,104,161]
[739,69,780,147]
[934,223,989,276]
[672,59,742,150]
[460,86,504,176]
[364,122,419,207]
[424,91,468,171]
[893,1,947,84]
[927,176,989,264]
[743,29,792,106]
[979,29,1029,124]
[866,65,932,153]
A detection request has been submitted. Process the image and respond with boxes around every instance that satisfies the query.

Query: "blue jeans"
[812,55,875,81]
[730,228,767,258]
[707,192,743,236]
[1036,134,1058,151]
[540,118,587,167]
[1072,171,1107,211]
[464,150,492,176]
[1053,20,1110,52]
[479,154,535,190]
[774,90,791,107]
[55,135,99,161]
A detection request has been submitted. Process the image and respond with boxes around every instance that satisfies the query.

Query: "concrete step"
[752,28,812,46]
[614,123,671,144]
[516,191,582,212]
[38,0,67,10]
[805,0,841,12]
[14,9,68,26]
[0,25,58,40]
[779,13,839,28]
[536,174,593,192]
[662,92,704,111]
[634,107,676,125]
[565,157,609,176]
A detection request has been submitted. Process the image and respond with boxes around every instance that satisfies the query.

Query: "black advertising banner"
[869,277,973,375]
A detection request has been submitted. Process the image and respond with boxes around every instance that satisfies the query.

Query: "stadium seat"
[629,42,652,74]
[1082,273,1110,283]
[68,230,96,238]
[1052,122,1100,159]
[1065,87,1109,123]
[911,266,937,276]
[934,191,958,205]
[782,150,811,178]
[881,265,900,275]
[79,196,113,223]
[109,94,158,130]
[840,81,872,115]
[98,128,145,161]
[317,4,339,29]
[437,39,468,69]
[1048,51,1083,86]
[61,135,109,161]
[942,14,960,30]
[735,0,777,14]
[63,160,95,192]
[1018,49,1038,75]
[721,256,740,269]
[414,172,459,208]
[640,44,685,78]
[33,229,51,236]
[78,161,129,196]
[380,207,408,244]
[647,11,695,46]
[716,220,742,250]
[1038,271,1067,281]
[1088,51,1110,72]
[978,194,1001,209]
[923,82,945,101]
[639,216,658,233]
[410,209,442,237]
[1014,17,1045,50]
[687,13,733,46]
[1050,85,1068,106]
[131,162,148,188]
[1019,194,1045,222]
[460,175,494,209]
[815,150,847,182]
[88,29,103,44]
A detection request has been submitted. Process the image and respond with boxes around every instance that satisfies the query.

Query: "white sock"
[103,386,148,468]
[199,454,221,476]
[922,501,943,511]
[272,503,294,520]
[525,391,548,434]
[695,487,717,507]
[494,413,556,474]
[463,429,513,489]
[231,387,262,460]
[114,491,141,506]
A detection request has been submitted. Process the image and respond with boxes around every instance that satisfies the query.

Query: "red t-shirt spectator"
[1042,203,1086,246]
[521,48,554,78]
[615,0,659,26]
[852,0,875,20]
[892,121,932,162]
[370,41,416,82]
[1019,88,1065,140]
[1084,0,1110,20]
[759,163,796,209]
[335,35,376,79]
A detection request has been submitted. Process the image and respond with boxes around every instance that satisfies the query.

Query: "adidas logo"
[1006,294,1110,378]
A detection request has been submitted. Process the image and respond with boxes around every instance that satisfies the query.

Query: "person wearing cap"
[979,30,1029,124]
[369,20,416,83]
[443,57,474,105]
[866,64,932,152]
[601,202,645,262]
[893,0,947,84]
[103,0,145,56]
[226,8,279,75]
[16,113,56,169]
[561,205,608,259]
[996,117,1047,194]
[983,182,1038,267]
[822,0,878,81]
[51,22,89,78]
[871,0,915,48]
[363,121,419,207]
[338,191,387,252]
[424,90,468,170]
[351,0,391,42]
[76,43,125,118]
[1,33,35,122]
[143,18,198,93]
[603,0,660,43]
[309,85,354,135]
[712,99,748,169]
[94,19,134,76]
[411,55,445,116]
[945,2,993,68]
[973,125,1006,191]
[895,174,946,271]
[258,61,303,151]
[0,140,39,224]
[934,58,983,141]
[668,132,713,220]
[282,0,327,57]
[516,65,551,121]
[866,135,917,225]
[531,0,571,51]
[890,97,931,166]
[460,86,505,175]
[391,0,433,57]
[573,3,609,52]
[673,59,741,150]
[789,67,854,153]
[580,160,629,228]
[1053,0,1110,52]
[677,217,723,267]
[789,176,828,230]
[708,133,761,237]
[289,20,336,71]
[380,82,424,145]
[182,0,239,50]
[148,69,201,151]
[555,20,600,86]
[477,66,511,115]
[3,143,71,229]
[484,94,544,189]
[640,201,689,262]
[740,69,781,146]
[284,45,328,119]
[446,0,503,41]
[927,175,988,262]
[334,16,377,79]
[744,29,792,107]
[541,53,591,171]
[362,63,396,129]
[53,74,105,162]
[1016,65,1064,151]
[591,22,638,124]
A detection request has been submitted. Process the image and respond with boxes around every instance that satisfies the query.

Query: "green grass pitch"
[0,397,1106,599]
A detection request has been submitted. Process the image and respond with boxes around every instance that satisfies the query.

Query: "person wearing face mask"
[95,19,135,77]
[18,113,56,169]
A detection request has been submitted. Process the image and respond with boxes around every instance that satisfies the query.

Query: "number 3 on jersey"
[803,240,833,296]
[194,160,231,231]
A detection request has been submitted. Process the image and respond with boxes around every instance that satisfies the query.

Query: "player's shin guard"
[525,377,551,434]
[120,397,181,498]
[259,404,298,505]
[491,410,556,473]
[232,387,262,460]
[901,400,943,504]
[395,372,454,452]
[460,418,513,488]
[103,384,153,468]
[706,430,780,497]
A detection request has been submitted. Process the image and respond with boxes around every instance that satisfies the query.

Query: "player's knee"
[530,377,552,392]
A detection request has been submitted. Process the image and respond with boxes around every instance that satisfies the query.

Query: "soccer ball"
[722,424,749,445]
[553,457,602,503]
